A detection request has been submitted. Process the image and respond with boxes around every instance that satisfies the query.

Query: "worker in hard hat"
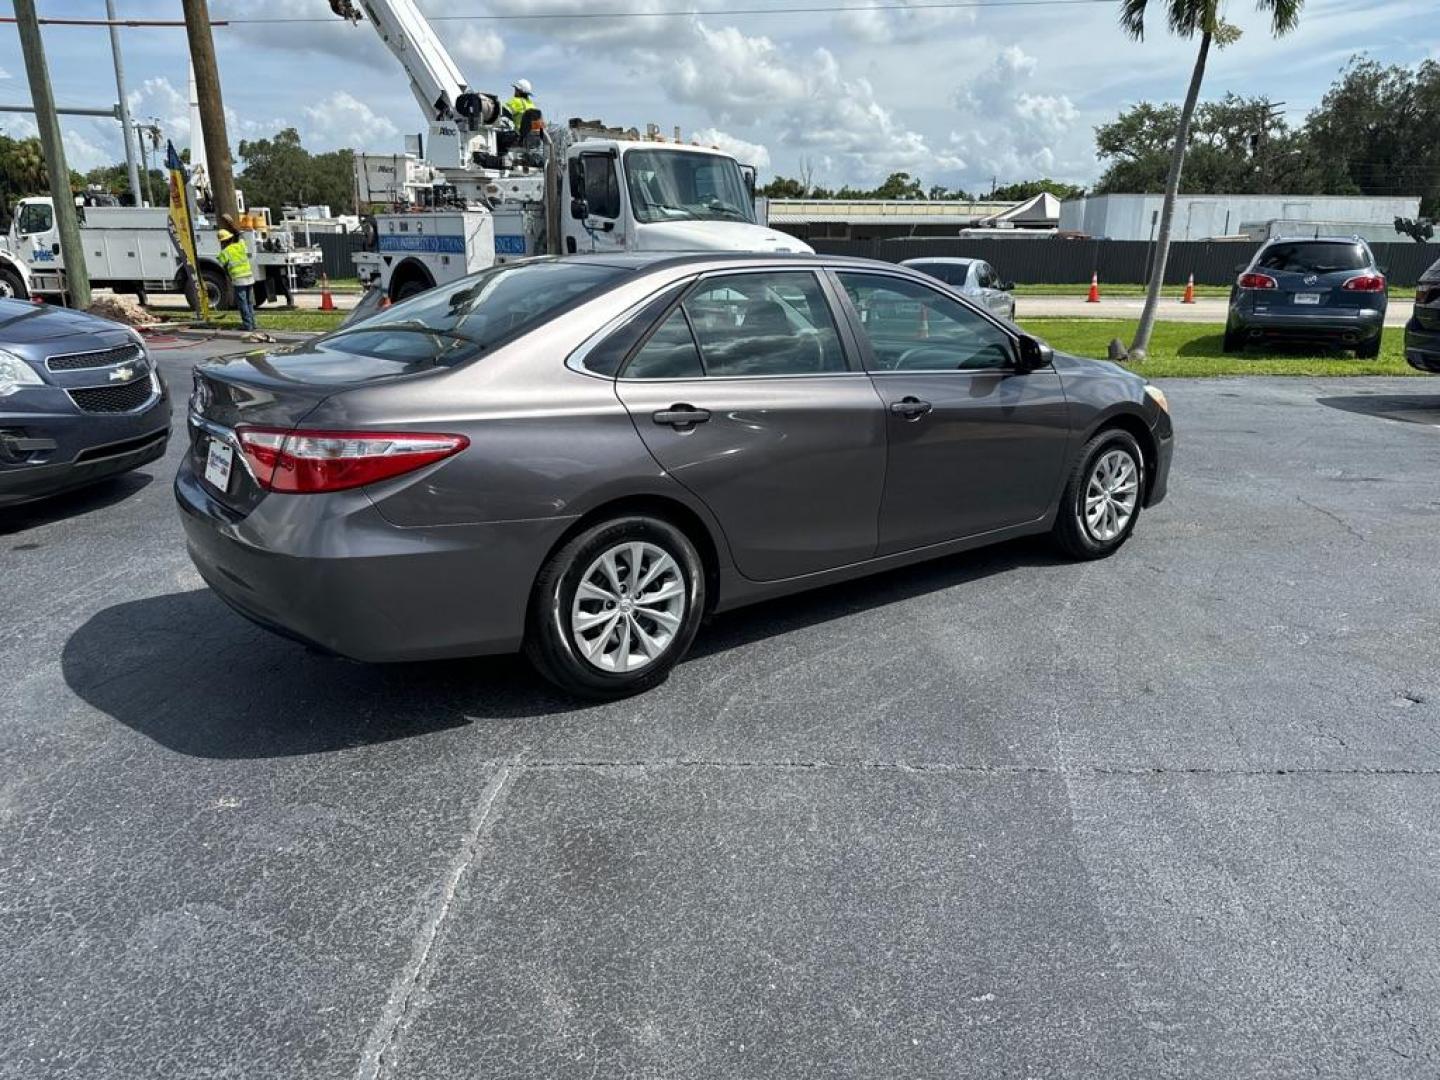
[505,79,536,129]
[215,228,257,332]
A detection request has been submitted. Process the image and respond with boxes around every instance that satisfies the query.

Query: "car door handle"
[653,405,711,429]
[889,396,932,420]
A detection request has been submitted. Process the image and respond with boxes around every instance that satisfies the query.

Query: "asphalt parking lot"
[4,337,1440,1079]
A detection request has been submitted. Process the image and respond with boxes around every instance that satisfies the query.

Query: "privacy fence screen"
[805,236,1440,287]
[311,232,369,281]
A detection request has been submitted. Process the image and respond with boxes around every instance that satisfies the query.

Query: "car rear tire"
[1051,429,1145,561]
[524,515,706,698]
[1355,334,1381,359]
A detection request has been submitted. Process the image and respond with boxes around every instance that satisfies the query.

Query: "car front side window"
[838,272,1015,372]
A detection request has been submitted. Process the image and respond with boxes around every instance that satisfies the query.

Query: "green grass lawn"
[1019,318,1418,378]
[152,309,348,333]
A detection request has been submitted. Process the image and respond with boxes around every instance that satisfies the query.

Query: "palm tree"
[1122,0,1303,358]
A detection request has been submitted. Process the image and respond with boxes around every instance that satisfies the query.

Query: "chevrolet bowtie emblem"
[109,365,135,382]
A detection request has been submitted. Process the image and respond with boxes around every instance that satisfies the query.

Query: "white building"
[1060,193,1422,242]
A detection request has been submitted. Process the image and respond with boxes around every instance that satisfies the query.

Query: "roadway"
[4,337,1439,1078]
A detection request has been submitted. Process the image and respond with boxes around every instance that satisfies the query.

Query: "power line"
[227,0,1116,24]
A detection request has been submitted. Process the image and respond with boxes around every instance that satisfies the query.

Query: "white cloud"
[0,67,10,80]
[452,26,506,70]
[949,45,1085,189]
[303,91,400,147]
[693,127,770,171]
[834,0,973,45]
[128,76,191,143]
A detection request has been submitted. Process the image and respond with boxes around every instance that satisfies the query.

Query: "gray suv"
[1224,237,1388,357]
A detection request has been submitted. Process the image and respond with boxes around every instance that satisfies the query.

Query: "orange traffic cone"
[378,295,392,310]
[1181,272,1196,304]
[1086,272,1100,303]
[319,273,336,312]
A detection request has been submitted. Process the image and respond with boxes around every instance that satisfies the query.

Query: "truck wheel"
[200,266,232,311]
[0,265,25,299]
[393,278,429,301]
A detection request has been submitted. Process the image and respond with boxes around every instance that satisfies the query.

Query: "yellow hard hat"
[217,228,235,242]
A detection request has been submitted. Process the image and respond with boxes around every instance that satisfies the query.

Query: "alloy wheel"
[1083,448,1139,542]
[570,541,686,673]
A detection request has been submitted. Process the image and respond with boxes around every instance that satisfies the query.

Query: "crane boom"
[331,0,480,124]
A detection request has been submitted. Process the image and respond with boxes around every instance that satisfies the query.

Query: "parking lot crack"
[354,761,516,1080]
[1296,495,1367,542]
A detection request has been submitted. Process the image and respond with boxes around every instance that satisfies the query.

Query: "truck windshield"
[16,202,52,235]
[624,150,756,226]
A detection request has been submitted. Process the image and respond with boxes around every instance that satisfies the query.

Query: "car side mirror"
[1377,264,1389,275]
[1016,334,1053,372]
[1000,280,1015,291]
[1234,262,1249,273]
[569,197,589,220]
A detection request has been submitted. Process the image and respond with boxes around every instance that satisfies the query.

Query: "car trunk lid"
[190,339,454,507]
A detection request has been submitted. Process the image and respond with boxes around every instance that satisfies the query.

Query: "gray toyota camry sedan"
[177,254,1173,697]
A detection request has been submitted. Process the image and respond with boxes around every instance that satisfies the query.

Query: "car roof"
[573,251,937,275]
[1263,235,1371,246]
[900,257,975,265]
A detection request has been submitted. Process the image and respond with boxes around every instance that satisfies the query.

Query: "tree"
[1119,0,1303,359]
[1094,94,1324,195]
[990,178,1085,202]
[868,171,925,200]
[236,128,356,215]
[1304,57,1440,218]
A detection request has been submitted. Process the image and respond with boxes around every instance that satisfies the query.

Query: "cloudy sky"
[0,0,1432,194]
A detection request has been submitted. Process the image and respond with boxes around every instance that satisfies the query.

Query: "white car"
[901,257,1017,320]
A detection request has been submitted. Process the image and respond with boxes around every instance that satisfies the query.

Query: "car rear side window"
[681,271,847,376]
[1255,242,1369,273]
[911,262,969,287]
[579,283,689,377]
[624,309,705,379]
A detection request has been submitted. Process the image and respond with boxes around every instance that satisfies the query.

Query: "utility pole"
[105,0,142,205]
[180,0,237,223]
[134,121,155,207]
[12,0,90,307]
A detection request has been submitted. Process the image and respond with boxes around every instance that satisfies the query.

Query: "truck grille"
[47,342,144,372]
[69,375,157,414]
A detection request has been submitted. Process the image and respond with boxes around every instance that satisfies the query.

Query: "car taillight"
[1342,273,1386,293]
[235,427,468,493]
[1238,272,1277,290]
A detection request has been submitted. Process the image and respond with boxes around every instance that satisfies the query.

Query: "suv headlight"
[0,350,43,397]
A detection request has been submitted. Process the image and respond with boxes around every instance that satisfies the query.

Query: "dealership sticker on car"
[204,439,234,491]
[1294,293,1321,305]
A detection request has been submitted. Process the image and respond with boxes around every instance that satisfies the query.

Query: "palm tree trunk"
[1130,28,1213,357]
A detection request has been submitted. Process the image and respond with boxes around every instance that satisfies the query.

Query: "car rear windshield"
[322,261,628,364]
[1255,242,1369,274]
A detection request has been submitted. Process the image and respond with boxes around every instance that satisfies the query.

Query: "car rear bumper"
[1404,318,1440,373]
[0,393,171,507]
[1228,306,1384,342]
[175,458,576,661]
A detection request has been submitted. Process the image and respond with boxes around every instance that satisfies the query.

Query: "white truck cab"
[357,137,811,301]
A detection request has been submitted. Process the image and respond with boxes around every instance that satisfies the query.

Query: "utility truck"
[3,195,322,310]
[332,0,810,301]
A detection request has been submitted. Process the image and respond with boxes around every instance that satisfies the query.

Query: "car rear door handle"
[653,404,711,429]
[890,396,932,420]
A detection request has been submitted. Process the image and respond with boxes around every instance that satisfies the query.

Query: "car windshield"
[323,261,628,364]
[624,150,757,225]
[909,261,972,286]
[1256,242,1369,274]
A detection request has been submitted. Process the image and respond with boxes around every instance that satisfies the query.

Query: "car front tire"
[524,515,706,698]
[1051,429,1145,560]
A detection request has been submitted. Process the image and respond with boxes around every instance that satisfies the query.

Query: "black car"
[0,300,171,508]
[1224,237,1388,357]
[1404,256,1440,373]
